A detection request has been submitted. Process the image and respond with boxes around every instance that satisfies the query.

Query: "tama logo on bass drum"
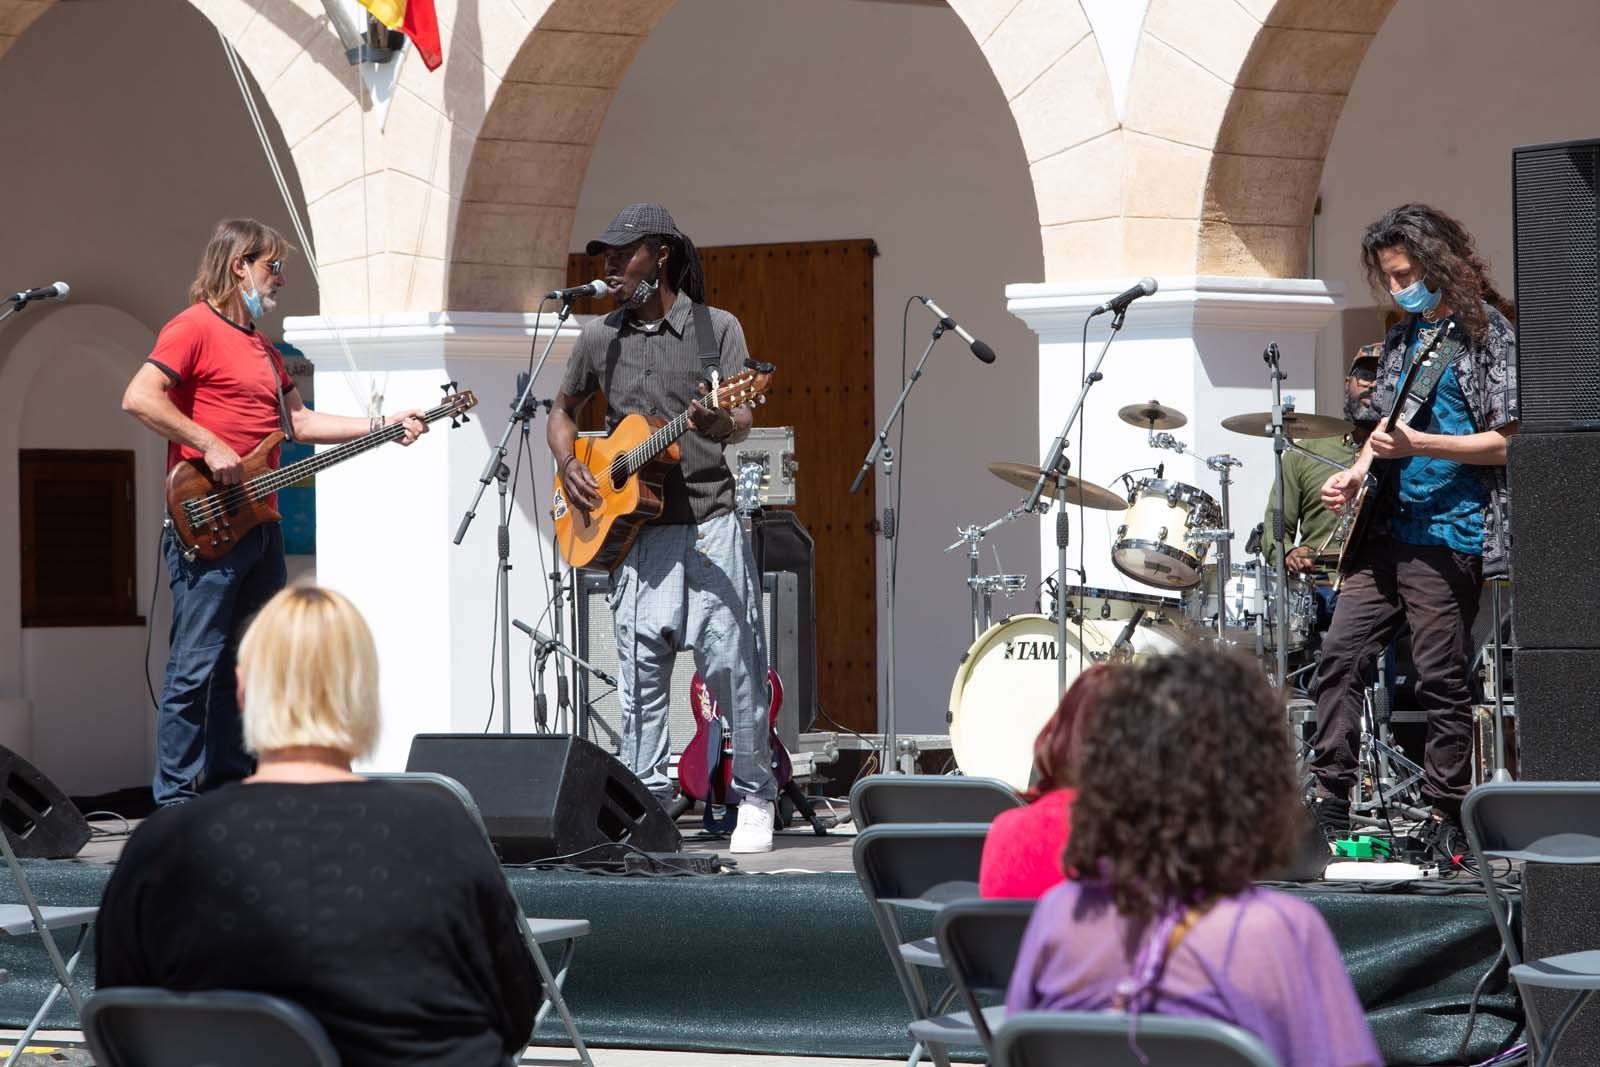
[1003,638,1057,661]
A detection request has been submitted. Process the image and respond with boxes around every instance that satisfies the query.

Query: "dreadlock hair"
[1062,647,1298,924]
[643,232,707,305]
[1360,203,1511,345]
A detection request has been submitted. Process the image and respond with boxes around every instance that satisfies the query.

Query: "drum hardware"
[985,462,1124,511]
[1118,399,1188,431]
[968,573,1029,637]
[1144,426,1242,638]
[946,503,1038,642]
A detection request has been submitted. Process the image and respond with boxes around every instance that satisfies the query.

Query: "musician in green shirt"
[1262,345,1380,576]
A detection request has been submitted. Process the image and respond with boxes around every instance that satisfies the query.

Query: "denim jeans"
[155,521,286,805]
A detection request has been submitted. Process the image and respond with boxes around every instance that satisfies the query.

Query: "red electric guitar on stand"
[677,668,828,836]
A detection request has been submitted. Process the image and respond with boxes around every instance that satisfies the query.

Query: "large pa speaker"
[1513,648,1600,781]
[1513,139,1600,432]
[1509,433,1600,647]
[405,734,681,863]
[0,746,89,860]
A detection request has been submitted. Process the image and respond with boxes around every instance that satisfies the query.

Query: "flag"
[357,0,443,72]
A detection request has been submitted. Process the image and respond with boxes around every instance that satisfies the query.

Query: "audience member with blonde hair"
[98,585,542,1067]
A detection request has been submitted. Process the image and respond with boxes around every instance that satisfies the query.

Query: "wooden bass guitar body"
[164,433,287,562]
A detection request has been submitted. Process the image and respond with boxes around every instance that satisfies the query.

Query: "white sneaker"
[730,797,775,854]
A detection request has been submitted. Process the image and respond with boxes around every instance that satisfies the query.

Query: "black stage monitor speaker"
[1513,138,1600,432]
[1509,433,1600,648]
[405,734,681,863]
[1513,648,1600,781]
[0,746,89,859]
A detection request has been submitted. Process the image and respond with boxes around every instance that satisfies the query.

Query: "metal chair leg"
[528,937,594,1067]
[8,924,87,1061]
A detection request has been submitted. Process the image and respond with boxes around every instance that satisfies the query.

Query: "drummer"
[1261,344,1381,619]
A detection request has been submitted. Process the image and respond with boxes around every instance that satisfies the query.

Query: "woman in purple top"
[1005,647,1381,1067]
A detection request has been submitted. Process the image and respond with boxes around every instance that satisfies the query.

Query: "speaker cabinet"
[1509,433,1600,648]
[1513,139,1600,432]
[406,734,681,863]
[0,746,88,860]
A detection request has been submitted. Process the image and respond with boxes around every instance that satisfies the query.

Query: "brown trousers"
[1308,540,1483,814]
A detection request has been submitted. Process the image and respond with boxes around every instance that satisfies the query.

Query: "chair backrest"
[849,774,1024,829]
[935,898,1036,1051]
[995,1011,1280,1067]
[363,770,490,840]
[852,823,991,906]
[1462,782,1600,863]
[83,988,339,1067]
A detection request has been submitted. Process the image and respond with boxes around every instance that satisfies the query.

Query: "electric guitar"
[553,367,774,572]
[1331,321,1459,585]
[165,384,476,562]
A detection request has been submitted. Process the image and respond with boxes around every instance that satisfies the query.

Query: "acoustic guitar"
[1330,321,1458,587]
[165,383,477,562]
[553,367,773,572]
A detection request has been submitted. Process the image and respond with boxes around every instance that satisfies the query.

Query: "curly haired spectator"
[1006,647,1379,1067]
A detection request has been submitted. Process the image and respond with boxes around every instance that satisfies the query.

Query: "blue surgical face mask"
[240,268,275,319]
[1392,278,1441,316]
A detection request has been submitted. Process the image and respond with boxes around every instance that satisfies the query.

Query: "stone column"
[1007,276,1343,602]
[283,311,584,769]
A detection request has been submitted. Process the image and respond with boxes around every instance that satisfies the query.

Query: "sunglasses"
[249,257,283,276]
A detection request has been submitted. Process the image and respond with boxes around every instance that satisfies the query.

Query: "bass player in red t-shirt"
[122,219,427,806]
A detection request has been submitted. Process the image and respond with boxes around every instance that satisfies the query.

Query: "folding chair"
[852,823,994,1067]
[1462,781,1600,1067]
[933,898,1035,1056]
[83,987,337,1067]
[0,825,96,1060]
[849,774,1023,830]
[995,1010,1281,1067]
[365,771,593,1067]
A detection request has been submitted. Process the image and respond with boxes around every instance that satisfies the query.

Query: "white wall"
[572,0,1044,735]
[1314,0,1600,405]
[0,0,318,793]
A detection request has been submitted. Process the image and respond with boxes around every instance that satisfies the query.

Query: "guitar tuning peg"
[441,383,450,393]
[450,417,460,428]
[450,380,459,391]
[459,413,470,423]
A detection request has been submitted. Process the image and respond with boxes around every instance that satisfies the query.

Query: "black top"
[560,290,750,524]
[96,781,542,1067]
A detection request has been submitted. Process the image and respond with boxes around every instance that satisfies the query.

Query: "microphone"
[1245,522,1264,556]
[545,279,609,302]
[918,296,996,364]
[1090,277,1157,317]
[9,281,69,305]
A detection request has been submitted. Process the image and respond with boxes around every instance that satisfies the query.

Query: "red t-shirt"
[147,302,294,484]
[978,788,1076,900]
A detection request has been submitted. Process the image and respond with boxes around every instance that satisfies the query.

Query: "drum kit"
[947,396,1357,789]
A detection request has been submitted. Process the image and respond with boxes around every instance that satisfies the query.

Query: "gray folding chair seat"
[365,771,593,1067]
[83,987,337,1067]
[1462,781,1600,1067]
[996,1010,1281,1067]
[852,823,992,1067]
[0,826,96,1060]
[935,898,1036,1055]
[850,773,1024,829]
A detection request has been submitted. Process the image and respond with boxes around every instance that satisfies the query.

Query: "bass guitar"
[165,383,477,562]
[678,668,828,836]
[553,367,773,572]
[1331,321,1459,586]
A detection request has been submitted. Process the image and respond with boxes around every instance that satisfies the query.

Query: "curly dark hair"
[1025,663,1119,801]
[1062,647,1298,923]
[1360,203,1511,345]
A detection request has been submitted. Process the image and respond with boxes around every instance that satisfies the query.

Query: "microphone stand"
[454,298,576,732]
[1264,343,1291,688]
[848,316,952,773]
[513,619,616,741]
[1025,307,1126,695]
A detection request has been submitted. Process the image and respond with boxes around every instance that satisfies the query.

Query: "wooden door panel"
[568,240,878,733]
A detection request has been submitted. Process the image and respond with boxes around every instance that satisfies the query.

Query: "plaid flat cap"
[586,203,680,255]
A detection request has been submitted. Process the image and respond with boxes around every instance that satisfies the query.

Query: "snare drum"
[1111,479,1223,590]
[948,612,1187,789]
[1182,564,1317,651]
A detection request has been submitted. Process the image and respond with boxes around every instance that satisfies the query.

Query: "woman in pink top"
[978,664,1119,899]
[1005,648,1381,1067]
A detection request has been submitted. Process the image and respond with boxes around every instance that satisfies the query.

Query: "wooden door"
[567,240,879,734]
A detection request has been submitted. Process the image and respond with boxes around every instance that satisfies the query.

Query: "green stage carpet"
[0,861,1520,1064]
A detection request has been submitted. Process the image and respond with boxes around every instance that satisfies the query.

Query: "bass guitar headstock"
[440,381,478,427]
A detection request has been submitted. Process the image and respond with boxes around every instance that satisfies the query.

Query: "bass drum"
[949,615,1112,790]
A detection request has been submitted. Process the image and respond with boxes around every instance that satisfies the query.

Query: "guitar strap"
[1393,320,1461,422]
[691,300,721,386]
[264,338,296,443]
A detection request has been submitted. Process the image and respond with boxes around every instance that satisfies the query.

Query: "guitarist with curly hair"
[548,204,778,853]
[1308,203,1517,861]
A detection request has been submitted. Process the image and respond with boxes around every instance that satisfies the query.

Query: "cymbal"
[1221,411,1354,440]
[1118,400,1187,430]
[987,462,1125,511]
